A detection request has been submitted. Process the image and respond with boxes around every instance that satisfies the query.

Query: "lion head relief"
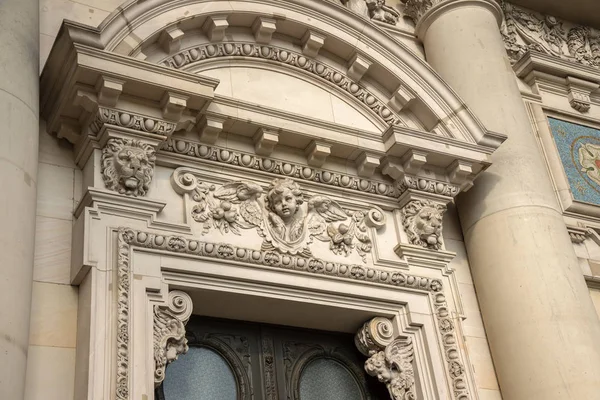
[401,200,446,250]
[102,138,156,197]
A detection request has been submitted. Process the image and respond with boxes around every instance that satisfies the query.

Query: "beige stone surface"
[0,0,39,397]
[36,162,75,220]
[34,216,73,285]
[28,282,78,348]
[24,345,76,400]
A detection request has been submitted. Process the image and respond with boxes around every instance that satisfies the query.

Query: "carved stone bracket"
[355,317,417,400]
[153,290,194,387]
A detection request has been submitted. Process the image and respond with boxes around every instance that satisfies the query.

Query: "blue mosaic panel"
[548,117,600,206]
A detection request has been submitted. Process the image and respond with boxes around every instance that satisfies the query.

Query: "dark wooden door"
[156,316,388,400]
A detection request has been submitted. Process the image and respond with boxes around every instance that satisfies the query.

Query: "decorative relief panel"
[548,117,600,206]
[172,172,386,262]
[501,1,600,68]
[102,138,157,197]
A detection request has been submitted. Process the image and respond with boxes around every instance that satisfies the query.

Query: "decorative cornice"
[567,225,590,244]
[164,139,397,198]
[90,107,177,136]
[116,227,468,399]
[502,1,600,70]
[153,290,193,387]
[160,42,402,126]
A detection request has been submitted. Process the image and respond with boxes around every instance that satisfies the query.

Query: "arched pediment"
[41,0,505,195]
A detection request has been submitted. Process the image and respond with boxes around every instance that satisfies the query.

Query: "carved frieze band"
[153,290,193,387]
[90,107,177,136]
[501,1,600,69]
[116,228,467,399]
[355,317,417,400]
[102,138,157,197]
[160,42,402,126]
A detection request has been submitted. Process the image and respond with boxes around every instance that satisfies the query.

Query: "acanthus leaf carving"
[355,317,417,400]
[102,138,156,197]
[176,174,386,262]
[153,290,193,387]
[401,199,446,250]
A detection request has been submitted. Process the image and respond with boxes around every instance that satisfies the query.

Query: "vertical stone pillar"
[406,0,600,398]
[0,0,39,399]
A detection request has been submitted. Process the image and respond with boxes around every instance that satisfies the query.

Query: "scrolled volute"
[355,317,417,400]
[153,290,193,387]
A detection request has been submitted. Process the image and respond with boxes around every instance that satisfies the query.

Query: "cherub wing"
[213,181,264,226]
[213,181,263,203]
[307,196,347,222]
[384,337,415,370]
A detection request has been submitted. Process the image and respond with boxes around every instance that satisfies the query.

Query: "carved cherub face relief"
[102,138,156,197]
[266,179,304,222]
[402,200,446,250]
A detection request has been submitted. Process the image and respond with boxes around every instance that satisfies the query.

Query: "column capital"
[403,0,503,38]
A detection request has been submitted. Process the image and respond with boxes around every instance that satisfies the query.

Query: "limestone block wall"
[32,1,500,399]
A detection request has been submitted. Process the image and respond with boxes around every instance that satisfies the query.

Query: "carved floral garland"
[116,228,468,400]
[160,42,402,126]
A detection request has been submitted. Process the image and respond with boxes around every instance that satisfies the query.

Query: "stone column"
[0,0,39,399]
[406,0,600,398]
